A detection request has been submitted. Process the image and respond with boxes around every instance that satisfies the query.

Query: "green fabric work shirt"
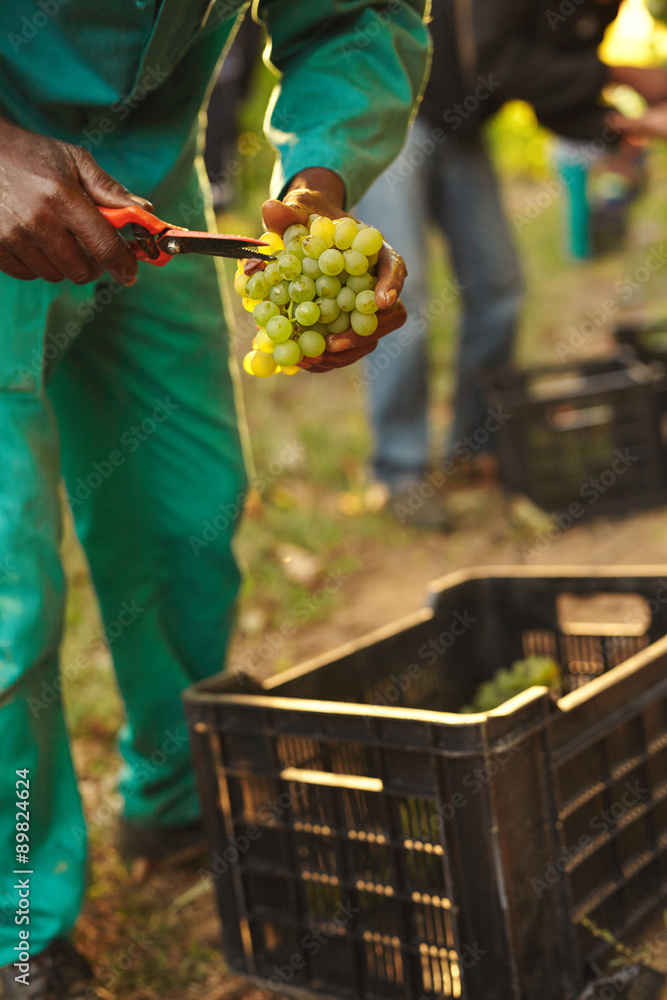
[0,0,430,208]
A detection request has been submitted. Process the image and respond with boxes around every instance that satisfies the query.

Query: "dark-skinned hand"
[0,116,152,286]
[608,65,667,106]
[607,104,667,141]
[261,168,407,373]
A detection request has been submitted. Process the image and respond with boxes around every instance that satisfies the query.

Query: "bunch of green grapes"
[461,656,562,714]
[233,214,384,378]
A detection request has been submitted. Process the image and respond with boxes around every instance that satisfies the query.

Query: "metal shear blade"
[155,231,275,261]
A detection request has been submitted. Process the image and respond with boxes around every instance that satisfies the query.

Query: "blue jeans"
[356,117,523,488]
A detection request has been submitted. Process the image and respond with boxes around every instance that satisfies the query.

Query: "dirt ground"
[228,489,667,679]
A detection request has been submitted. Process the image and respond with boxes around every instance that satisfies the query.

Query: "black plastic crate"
[484,359,667,517]
[615,317,667,367]
[184,568,667,1000]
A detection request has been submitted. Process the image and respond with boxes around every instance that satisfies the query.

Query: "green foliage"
[648,0,667,26]
[486,101,552,180]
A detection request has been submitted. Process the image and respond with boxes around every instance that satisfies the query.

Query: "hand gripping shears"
[98,205,274,266]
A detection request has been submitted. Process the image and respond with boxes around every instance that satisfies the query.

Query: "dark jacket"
[420,0,620,140]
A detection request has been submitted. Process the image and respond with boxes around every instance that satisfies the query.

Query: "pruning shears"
[98,205,274,266]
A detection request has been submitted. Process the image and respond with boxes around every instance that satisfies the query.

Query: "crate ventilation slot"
[280,767,383,793]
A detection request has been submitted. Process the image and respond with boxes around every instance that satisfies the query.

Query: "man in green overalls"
[0,3,429,996]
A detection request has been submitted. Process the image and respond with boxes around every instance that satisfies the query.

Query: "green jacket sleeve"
[255,0,431,208]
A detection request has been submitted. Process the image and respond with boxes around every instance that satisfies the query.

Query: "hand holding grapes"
[255,168,407,374]
[607,103,667,141]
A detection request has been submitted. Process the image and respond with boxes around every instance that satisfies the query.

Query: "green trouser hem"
[0,163,246,963]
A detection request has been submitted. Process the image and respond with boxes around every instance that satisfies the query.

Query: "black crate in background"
[484,359,667,517]
[185,569,667,1000]
[615,317,667,368]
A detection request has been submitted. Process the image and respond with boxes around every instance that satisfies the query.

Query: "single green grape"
[317,297,341,324]
[351,226,384,256]
[255,328,276,353]
[354,289,378,315]
[309,321,329,336]
[277,254,302,280]
[258,231,285,256]
[316,275,341,299]
[346,273,374,294]
[233,271,248,296]
[318,248,345,276]
[295,301,320,326]
[283,223,309,245]
[253,300,281,327]
[343,250,368,276]
[336,287,356,312]
[273,340,302,367]
[269,281,290,305]
[327,312,351,334]
[309,216,335,247]
[289,276,317,303]
[302,235,328,259]
[286,237,306,260]
[246,272,270,300]
[301,256,323,280]
[264,261,283,286]
[298,330,327,357]
[350,309,378,336]
[334,218,358,250]
[250,351,277,377]
[266,315,294,343]
[367,252,379,267]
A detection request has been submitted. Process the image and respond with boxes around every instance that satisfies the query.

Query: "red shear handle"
[98,205,172,234]
[98,205,179,266]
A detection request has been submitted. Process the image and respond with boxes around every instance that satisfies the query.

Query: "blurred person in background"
[358,0,667,530]
[0,3,428,997]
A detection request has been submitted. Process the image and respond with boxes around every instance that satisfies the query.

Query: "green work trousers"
[0,168,246,963]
